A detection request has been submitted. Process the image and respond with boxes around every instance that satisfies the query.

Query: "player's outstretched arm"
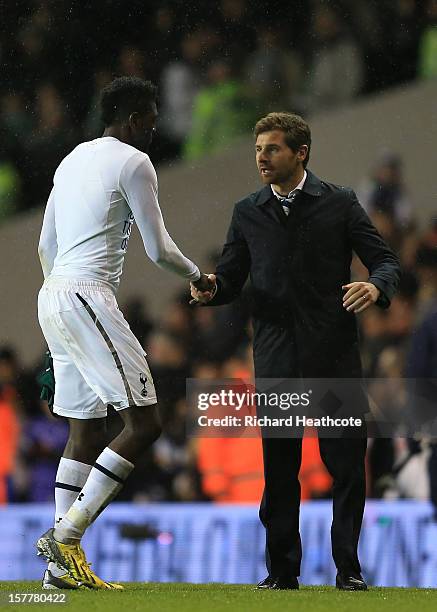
[120,152,200,281]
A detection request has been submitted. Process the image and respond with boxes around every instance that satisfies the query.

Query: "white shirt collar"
[271,170,307,200]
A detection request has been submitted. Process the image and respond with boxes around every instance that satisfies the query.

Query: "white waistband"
[43,276,115,293]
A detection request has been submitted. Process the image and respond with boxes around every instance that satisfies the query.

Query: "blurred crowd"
[1,0,437,510]
[1,150,437,510]
[1,0,437,220]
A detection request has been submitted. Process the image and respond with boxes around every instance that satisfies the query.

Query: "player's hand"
[190,273,216,305]
[192,272,214,292]
[342,281,380,314]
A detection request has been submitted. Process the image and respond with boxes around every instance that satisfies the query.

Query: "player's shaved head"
[100,76,157,126]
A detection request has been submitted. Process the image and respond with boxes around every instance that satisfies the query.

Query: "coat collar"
[255,168,322,206]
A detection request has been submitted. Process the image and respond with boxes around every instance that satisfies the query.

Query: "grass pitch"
[1,582,437,611]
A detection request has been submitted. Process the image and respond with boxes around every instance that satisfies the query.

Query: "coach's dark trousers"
[259,434,367,578]
[253,322,367,578]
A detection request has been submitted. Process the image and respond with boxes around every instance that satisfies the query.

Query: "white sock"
[54,447,134,542]
[49,458,92,577]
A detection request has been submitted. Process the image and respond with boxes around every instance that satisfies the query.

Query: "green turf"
[1,582,437,612]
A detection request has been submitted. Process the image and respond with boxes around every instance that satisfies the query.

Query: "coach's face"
[256,130,307,186]
[129,102,158,153]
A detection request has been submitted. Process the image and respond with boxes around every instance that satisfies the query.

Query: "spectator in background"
[0,346,49,502]
[21,402,68,502]
[197,433,264,502]
[399,229,420,272]
[0,384,20,503]
[360,308,390,378]
[0,92,31,212]
[384,293,416,349]
[160,298,195,356]
[193,23,221,66]
[0,1,429,224]
[405,302,437,518]
[306,4,364,113]
[15,8,55,99]
[196,352,265,503]
[1,92,33,150]
[122,297,154,351]
[154,398,203,501]
[184,58,256,160]
[145,5,181,83]
[244,27,303,116]
[364,271,420,498]
[357,152,413,231]
[0,155,21,222]
[0,346,40,418]
[359,270,418,377]
[414,220,437,317]
[338,0,384,91]
[387,0,423,84]
[158,31,204,159]
[366,346,406,498]
[83,69,112,140]
[117,45,146,79]
[216,0,256,68]
[27,83,76,197]
[147,331,190,411]
[418,0,437,79]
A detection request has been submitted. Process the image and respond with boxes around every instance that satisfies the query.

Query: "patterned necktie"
[277,190,299,216]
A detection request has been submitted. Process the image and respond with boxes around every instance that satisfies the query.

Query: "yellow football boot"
[36,528,123,590]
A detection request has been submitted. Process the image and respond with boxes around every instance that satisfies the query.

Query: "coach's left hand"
[342,281,380,314]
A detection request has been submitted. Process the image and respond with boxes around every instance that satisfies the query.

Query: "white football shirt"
[38,136,200,290]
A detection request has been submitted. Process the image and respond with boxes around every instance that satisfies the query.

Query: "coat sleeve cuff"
[368,277,391,309]
[205,276,226,306]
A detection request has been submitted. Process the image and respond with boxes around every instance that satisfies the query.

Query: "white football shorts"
[38,278,157,419]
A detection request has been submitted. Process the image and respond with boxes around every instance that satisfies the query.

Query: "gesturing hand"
[190,273,217,305]
[342,281,380,314]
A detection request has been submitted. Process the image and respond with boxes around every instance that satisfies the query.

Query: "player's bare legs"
[108,404,161,462]
[54,404,161,540]
[39,417,107,588]
[61,404,161,465]
[63,417,108,464]
[38,406,161,588]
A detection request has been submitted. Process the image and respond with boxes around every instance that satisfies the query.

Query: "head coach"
[190,112,401,591]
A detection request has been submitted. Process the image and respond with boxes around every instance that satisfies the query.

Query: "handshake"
[190,273,217,305]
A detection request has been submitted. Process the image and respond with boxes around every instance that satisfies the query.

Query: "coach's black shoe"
[336,573,367,591]
[257,575,299,590]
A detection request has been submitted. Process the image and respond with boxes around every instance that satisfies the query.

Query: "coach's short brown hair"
[254,112,311,168]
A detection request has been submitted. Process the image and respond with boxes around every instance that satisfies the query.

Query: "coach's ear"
[297,145,308,165]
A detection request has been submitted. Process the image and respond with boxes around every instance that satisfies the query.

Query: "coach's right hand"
[190,273,216,305]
